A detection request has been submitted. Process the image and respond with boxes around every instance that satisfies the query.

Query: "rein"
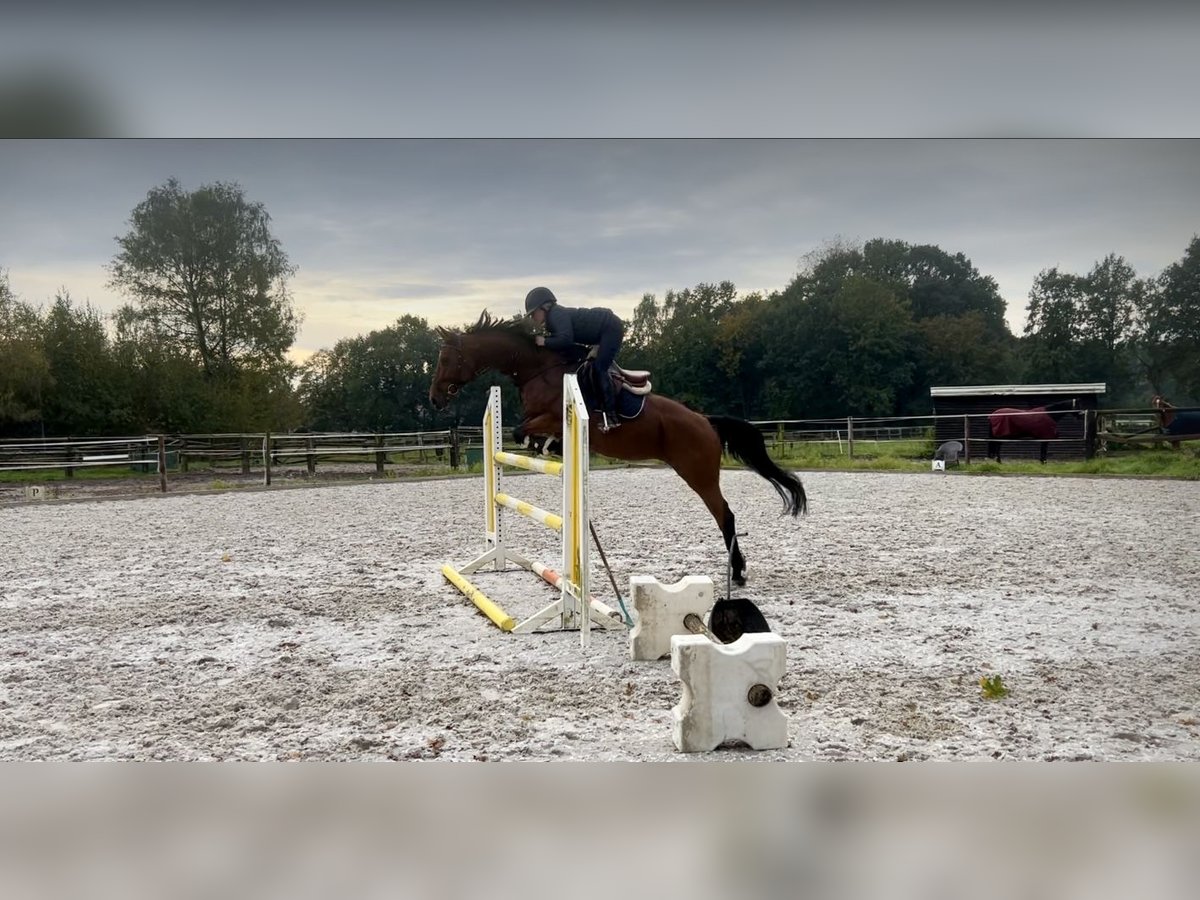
[440,338,575,396]
[524,356,578,391]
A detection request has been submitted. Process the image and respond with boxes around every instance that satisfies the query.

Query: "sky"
[3,4,1199,138]
[1,140,1197,364]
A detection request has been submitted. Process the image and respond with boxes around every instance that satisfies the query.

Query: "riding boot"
[599,376,621,432]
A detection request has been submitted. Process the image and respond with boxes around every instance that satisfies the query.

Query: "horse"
[428,312,807,586]
[986,398,1078,463]
[1152,395,1200,449]
[1152,395,1180,450]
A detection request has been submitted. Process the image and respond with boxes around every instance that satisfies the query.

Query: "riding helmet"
[524,286,557,315]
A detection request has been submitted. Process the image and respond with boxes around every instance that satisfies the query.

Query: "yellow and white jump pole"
[440,374,624,647]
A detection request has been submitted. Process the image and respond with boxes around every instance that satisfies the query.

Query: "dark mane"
[461,309,537,347]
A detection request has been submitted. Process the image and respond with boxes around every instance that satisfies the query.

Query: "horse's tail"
[707,415,807,516]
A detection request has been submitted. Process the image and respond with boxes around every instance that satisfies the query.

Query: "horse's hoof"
[733,572,748,587]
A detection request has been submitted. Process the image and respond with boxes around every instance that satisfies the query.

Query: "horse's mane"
[454,310,538,348]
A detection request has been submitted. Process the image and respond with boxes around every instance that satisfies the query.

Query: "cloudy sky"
[2,139,1197,363]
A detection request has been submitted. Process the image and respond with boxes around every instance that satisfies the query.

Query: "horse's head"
[429,327,477,409]
[1152,394,1177,428]
[429,311,543,408]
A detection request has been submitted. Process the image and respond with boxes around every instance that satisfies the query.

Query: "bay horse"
[1152,395,1200,449]
[987,398,1078,463]
[428,312,806,585]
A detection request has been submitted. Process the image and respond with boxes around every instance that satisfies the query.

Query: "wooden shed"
[930,383,1107,462]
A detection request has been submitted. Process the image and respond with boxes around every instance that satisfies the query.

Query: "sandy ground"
[0,462,429,504]
[2,467,1198,761]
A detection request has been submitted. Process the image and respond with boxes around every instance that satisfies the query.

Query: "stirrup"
[599,411,621,432]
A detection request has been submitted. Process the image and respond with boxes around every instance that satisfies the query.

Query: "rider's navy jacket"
[542,305,623,352]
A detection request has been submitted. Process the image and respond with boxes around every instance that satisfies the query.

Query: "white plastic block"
[670,632,788,753]
[628,575,714,661]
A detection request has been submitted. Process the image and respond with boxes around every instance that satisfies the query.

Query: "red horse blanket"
[989,407,1058,440]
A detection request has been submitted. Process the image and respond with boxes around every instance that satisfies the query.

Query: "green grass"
[763,442,1200,480]
[958,452,1200,479]
[0,467,159,484]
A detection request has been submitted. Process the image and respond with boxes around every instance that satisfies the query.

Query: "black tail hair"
[707,415,807,516]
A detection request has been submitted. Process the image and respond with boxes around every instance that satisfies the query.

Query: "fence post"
[263,433,272,486]
[306,436,316,476]
[963,415,971,464]
[157,435,168,493]
[449,427,460,469]
[846,417,855,459]
[375,433,386,474]
[1084,408,1096,459]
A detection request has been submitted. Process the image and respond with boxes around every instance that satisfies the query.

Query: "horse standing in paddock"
[428,312,807,585]
[987,399,1078,463]
[1152,395,1200,449]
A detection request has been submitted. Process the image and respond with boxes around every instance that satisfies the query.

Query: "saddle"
[584,347,653,396]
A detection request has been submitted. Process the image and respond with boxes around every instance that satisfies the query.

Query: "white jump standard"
[441,374,624,647]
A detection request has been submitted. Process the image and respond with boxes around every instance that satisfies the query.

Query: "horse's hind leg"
[719,499,747,588]
[690,480,747,587]
[664,411,748,584]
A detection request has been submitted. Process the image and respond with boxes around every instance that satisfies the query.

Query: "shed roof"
[930,383,1107,398]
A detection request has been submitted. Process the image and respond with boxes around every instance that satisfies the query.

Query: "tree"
[1023,267,1088,382]
[1080,254,1140,354]
[0,270,51,434]
[775,238,1016,413]
[757,238,1017,416]
[111,304,211,432]
[299,315,444,432]
[107,179,300,378]
[714,292,770,418]
[916,311,1011,391]
[860,239,1008,335]
[1140,236,1200,401]
[39,290,132,434]
[1078,254,1145,400]
[619,282,741,411]
[624,292,667,366]
[1023,256,1150,402]
[759,272,915,418]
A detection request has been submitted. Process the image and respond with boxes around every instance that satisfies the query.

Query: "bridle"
[439,337,572,396]
[439,343,478,397]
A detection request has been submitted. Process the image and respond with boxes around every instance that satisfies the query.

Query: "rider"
[524,286,626,431]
